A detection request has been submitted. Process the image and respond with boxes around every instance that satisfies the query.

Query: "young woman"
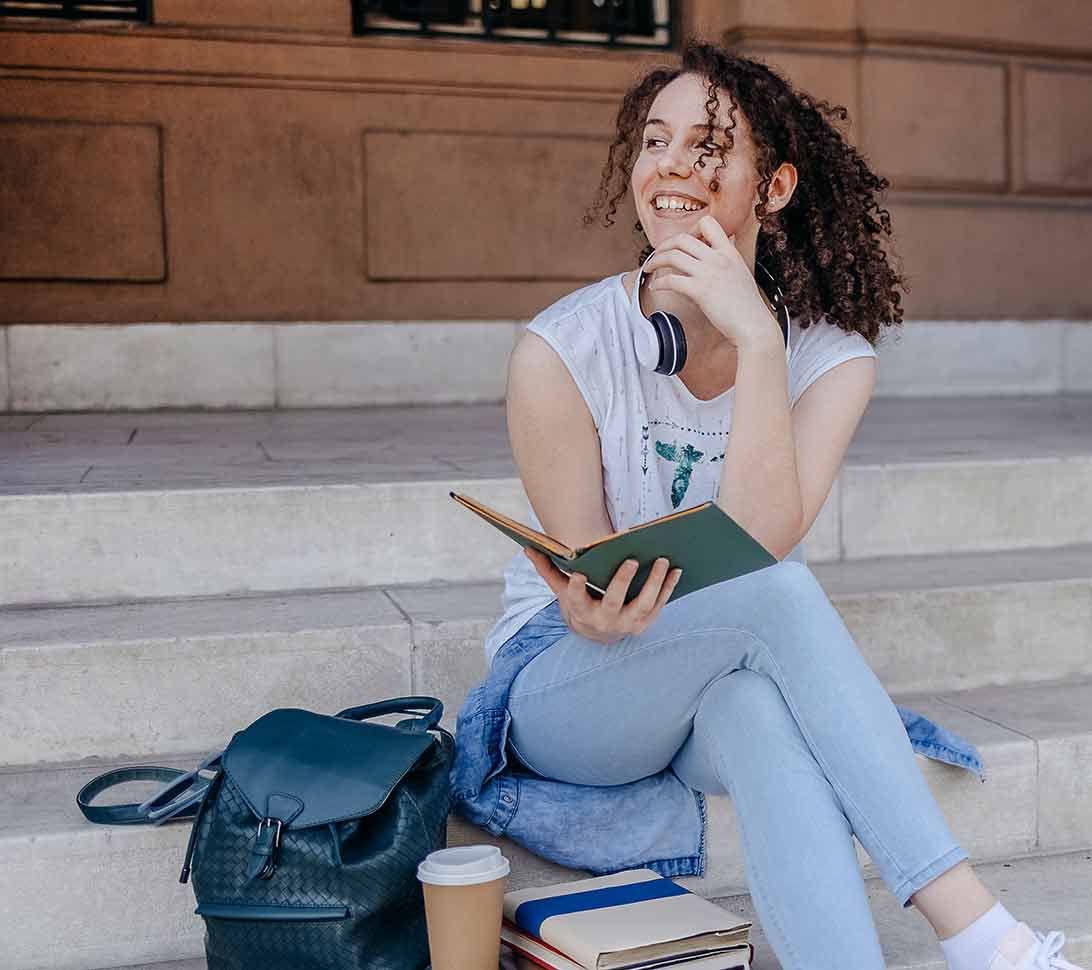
[471,39,1083,970]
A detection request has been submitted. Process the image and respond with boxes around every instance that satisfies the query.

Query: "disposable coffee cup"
[418,844,510,970]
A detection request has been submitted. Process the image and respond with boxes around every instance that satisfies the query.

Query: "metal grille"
[0,0,149,21]
[352,0,674,49]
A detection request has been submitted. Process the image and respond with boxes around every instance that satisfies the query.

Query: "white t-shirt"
[483,268,878,668]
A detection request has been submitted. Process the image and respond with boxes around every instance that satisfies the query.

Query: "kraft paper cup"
[418,845,510,970]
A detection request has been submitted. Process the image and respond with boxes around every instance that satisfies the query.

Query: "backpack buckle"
[248,817,283,881]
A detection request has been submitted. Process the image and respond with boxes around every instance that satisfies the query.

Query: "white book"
[502,868,753,970]
[501,922,751,970]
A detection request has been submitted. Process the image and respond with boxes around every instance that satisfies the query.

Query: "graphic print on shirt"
[646,418,728,508]
[655,440,704,507]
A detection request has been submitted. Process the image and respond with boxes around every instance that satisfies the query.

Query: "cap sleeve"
[789,316,877,409]
[524,309,610,431]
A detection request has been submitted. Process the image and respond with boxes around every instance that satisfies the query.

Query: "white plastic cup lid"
[417,844,510,886]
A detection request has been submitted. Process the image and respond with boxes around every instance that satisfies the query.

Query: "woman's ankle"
[910,859,999,940]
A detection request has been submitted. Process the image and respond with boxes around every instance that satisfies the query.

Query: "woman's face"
[630,72,762,252]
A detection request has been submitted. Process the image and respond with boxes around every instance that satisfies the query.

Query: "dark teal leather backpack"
[78,697,455,970]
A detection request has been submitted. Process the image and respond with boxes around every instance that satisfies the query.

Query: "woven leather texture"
[191,726,454,970]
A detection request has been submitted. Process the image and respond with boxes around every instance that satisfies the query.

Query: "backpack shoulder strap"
[77,753,223,826]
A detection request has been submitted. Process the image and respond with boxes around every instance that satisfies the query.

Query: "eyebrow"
[643,118,724,132]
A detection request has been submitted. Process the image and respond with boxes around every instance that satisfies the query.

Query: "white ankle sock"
[939,901,1021,970]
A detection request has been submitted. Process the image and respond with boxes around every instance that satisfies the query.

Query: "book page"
[450,492,574,557]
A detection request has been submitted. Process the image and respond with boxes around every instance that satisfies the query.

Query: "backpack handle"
[335,696,443,733]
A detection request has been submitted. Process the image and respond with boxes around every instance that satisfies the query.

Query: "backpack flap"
[221,708,436,830]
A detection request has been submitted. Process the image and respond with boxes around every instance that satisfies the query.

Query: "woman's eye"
[644,137,724,150]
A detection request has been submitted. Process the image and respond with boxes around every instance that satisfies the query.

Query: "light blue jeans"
[505,560,967,970]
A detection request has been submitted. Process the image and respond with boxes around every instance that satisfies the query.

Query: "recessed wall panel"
[0,120,165,282]
[860,58,1006,190]
[154,0,349,31]
[1025,69,1092,191]
[861,0,1092,53]
[364,131,628,280]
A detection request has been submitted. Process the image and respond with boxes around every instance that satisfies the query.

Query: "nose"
[656,141,694,179]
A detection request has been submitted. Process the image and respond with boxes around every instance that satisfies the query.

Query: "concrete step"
[102,848,1092,970]
[3,319,1090,413]
[3,544,1092,769]
[2,676,1090,969]
[2,396,1091,606]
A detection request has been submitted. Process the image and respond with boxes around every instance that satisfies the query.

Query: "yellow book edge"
[450,491,712,561]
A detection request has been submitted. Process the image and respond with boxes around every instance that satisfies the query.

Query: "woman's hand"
[522,547,682,646]
[643,214,779,353]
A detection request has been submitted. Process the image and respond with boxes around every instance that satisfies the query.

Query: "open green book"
[450,491,779,605]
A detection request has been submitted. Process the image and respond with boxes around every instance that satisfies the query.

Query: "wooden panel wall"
[0,0,1089,322]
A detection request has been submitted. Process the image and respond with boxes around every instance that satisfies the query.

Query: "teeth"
[654,196,704,211]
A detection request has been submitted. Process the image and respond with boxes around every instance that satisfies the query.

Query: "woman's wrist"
[734,316,786,356]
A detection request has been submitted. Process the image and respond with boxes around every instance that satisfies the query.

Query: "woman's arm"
[506,332,615,551]
[717,336,876,560]
[716,337,802,560]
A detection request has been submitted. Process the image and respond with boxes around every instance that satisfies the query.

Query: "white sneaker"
[988,921,1087,970]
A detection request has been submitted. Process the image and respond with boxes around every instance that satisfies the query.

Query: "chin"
[643,214,704,244]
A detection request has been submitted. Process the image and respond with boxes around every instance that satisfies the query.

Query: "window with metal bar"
[0,0,149,22]
[352,0,674,49]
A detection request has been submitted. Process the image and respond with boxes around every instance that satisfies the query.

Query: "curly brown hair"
[583,37,908,347]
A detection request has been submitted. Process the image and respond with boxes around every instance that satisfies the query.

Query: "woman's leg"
[506,562,968,955]
[668,668,889,969]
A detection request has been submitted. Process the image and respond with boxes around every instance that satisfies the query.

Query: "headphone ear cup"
[675,315,688,371]
[648,310,687,376]
[632,314,663,372]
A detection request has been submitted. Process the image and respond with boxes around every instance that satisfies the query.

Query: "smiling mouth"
[652,205,704,217]
[650,196,707,216]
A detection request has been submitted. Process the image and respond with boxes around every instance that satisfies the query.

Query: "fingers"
[696,214,734,248]
[653,232,711,259]
[526,548,682,643]
[624,558,672,618]
[525,547,567,598]
[652,565,683,614]
[601,557,639,614]
[525,548,600,629]
[645,248,702,276]
[569,566,596,602]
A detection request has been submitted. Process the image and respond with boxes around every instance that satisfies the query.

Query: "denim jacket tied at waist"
[448,599,985,880]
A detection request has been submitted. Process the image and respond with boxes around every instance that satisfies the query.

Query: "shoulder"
[523,273,622,339]
[514,272,624,430]
[789,311,877,363]
[788,311,877,408]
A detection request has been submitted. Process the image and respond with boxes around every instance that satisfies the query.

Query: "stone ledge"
[4,548,1092,766]
[1,321,1089,412]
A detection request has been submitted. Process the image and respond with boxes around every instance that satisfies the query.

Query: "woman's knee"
[754,558,823,602]
[691,670,827,781]
[694,668,798,737]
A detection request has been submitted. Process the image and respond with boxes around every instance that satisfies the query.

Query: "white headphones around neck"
[628,247,792,376]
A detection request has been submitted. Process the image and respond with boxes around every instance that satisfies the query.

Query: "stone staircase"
[1,395,1091,969]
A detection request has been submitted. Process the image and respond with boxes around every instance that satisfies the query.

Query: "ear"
[766,162,799,212]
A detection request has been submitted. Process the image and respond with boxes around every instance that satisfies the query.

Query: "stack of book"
[498,868,753,970]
